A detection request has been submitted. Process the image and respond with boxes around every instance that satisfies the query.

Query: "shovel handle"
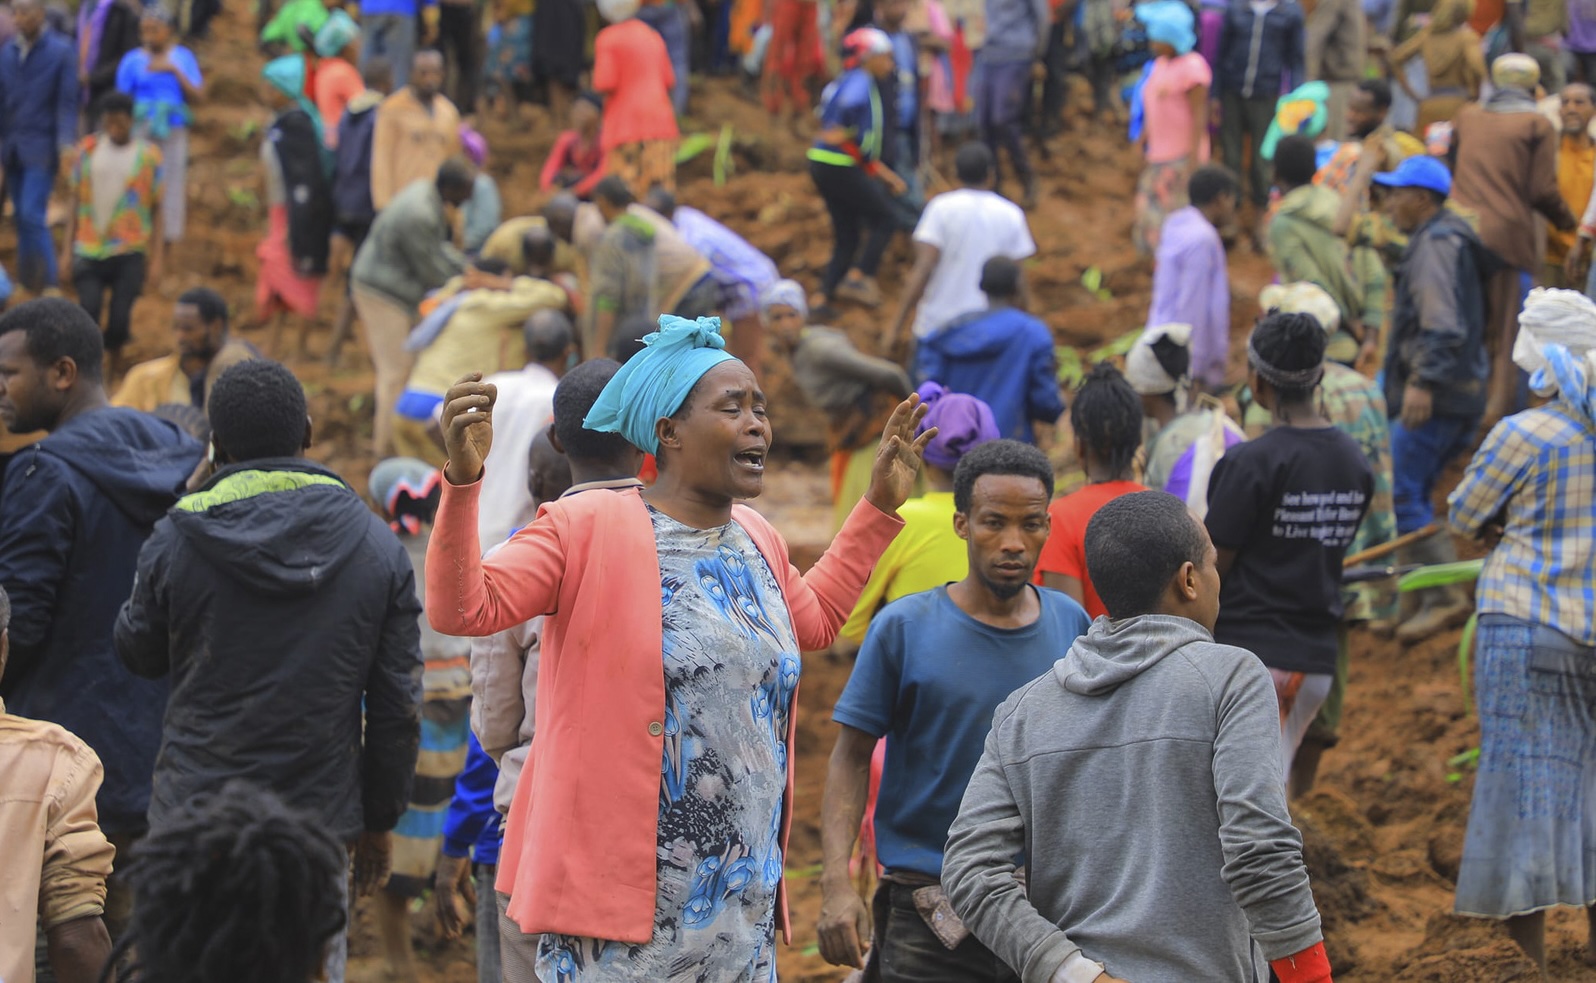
[1342,523,1441,568]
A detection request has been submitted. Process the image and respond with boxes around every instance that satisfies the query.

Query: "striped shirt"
[1448,401,1596,645]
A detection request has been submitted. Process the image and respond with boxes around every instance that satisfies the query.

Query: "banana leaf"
[1458,611,1478,715]
[712,125,735,186]
[1396,559,1484,592]
[675,133,716,164]
[1090,329,1143,361]
[1056,346,1084,387]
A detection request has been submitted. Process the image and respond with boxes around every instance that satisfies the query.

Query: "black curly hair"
[102,782,348,983]
[1070,362,1143,479]
[1249,311,1326,403]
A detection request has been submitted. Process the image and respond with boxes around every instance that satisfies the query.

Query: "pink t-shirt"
[314,58,365,149]
[1143,52,1212,165]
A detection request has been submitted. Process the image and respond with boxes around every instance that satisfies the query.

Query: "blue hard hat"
[1372,154,1452,196]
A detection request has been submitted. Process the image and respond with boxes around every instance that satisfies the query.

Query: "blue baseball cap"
[1372,155,1452,196]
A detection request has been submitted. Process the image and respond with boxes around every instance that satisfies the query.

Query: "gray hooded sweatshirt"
[942,615,1323,983]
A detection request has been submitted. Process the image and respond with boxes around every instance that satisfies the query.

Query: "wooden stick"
[1342,523,1441,568]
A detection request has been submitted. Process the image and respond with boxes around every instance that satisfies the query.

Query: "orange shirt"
[1034,479,1149,618]
[592,19,679,151]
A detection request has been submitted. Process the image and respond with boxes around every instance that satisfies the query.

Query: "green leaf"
[1089,329,1143,361]
[675,133,715,164]
[712,124,735,187]
[1081,266,1103,292]
[1396,559,1484,592]
[349,393,367,413]
[801,943,821,956]
[1458,611,1478,715]
[785,862,824,879]
[1055,346,1083,387]
[226,186,259,209]
[1447,747,1480,769]
[1446,771,1462,783]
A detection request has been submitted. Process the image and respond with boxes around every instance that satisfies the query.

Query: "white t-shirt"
[910,188,1037,338]
[477,363,560,549]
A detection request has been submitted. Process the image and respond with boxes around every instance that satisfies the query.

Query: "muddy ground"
[35,3,1587,979]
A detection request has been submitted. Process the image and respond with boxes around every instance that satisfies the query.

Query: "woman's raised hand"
[864,393,934,515]
[442,373,498,485]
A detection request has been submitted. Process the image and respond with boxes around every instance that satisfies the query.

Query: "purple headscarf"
[915,381,1000,471]
[460,125,488,168]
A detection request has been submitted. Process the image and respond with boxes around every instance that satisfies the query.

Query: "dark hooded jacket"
[915,305,1065,445]
[0,407,203,835]
[114,459,423,842]
[1384,206,1498,420]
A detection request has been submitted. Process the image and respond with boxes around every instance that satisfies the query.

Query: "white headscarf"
[1259,282,1340,335]
[1126,323,1193,396]
[1515,287,1596,419]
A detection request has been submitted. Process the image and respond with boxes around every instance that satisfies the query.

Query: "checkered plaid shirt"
[1449,402,1596,645]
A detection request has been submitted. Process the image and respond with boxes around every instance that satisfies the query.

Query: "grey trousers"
[496,890,542,982]
[475,865,501,983]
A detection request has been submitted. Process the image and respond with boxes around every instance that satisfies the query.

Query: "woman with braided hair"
[1203,312,1373,786]
[103,782,349,983]
[1034,363,1148,618]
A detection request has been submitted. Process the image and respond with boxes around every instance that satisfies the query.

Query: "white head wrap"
[1514,288,1596,415]
[1126,323,1193,396]
[596,0,641,23]
[1259,282,1341,335]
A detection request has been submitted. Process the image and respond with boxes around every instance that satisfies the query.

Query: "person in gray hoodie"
[942,490,1333,983]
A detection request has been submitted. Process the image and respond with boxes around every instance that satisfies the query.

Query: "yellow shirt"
[407,276,569,396]
[839,491,967,644]
[1550,136,1596,266]
[0,699,115,983]
[110,340,259,413]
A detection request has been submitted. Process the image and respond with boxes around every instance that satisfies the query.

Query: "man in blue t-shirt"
[816,439,1091,981]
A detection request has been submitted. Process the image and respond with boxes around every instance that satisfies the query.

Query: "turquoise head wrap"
[1261,81,1330,161]
[1135,1,1196,55]
[314,10,359,57]
[583,315,738,454]
[263,54,326,146]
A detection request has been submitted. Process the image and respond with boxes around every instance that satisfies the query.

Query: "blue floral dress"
[537,507,801,983]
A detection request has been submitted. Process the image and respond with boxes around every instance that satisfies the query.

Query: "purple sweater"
[1148,206,1230,389]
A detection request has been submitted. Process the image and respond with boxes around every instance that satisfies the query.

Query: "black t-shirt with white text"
[1205,426,1374,675]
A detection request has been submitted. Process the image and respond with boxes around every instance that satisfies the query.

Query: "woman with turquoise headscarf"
[256,55,333,352]
[1449,288,1596,974]
[115,6,203,246]
[1132,0,1211,256]
[425,315,932,982]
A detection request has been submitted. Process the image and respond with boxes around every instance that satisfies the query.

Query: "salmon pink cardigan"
[426,481,903,944]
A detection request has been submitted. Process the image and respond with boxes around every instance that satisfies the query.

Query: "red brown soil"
[33,5,1589,979]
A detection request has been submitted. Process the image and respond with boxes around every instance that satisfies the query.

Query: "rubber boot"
[1397,535,1473,646]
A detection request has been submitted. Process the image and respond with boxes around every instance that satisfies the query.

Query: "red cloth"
[1271,941,1333,983]
[763,0,822,114]
[592,20,679,151]
[538,128,607,196]
[254,204,324,320]
[950,24,972,112]
[1033,480,1148,618]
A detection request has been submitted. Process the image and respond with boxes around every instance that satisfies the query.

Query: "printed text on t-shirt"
[1271,490,1367,546]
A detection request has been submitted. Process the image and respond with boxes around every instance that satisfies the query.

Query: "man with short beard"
[370,49,461,211]
[112,287,259,411]
[815,439,1090,981]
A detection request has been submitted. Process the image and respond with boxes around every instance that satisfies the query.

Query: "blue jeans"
[975,54,1033,184]
[1390,413,1477,533]
[6,162,57,289]
[638,2,690,115]
[362,13,418,89]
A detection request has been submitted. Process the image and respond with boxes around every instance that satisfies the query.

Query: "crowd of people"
[3,0,1596,979]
